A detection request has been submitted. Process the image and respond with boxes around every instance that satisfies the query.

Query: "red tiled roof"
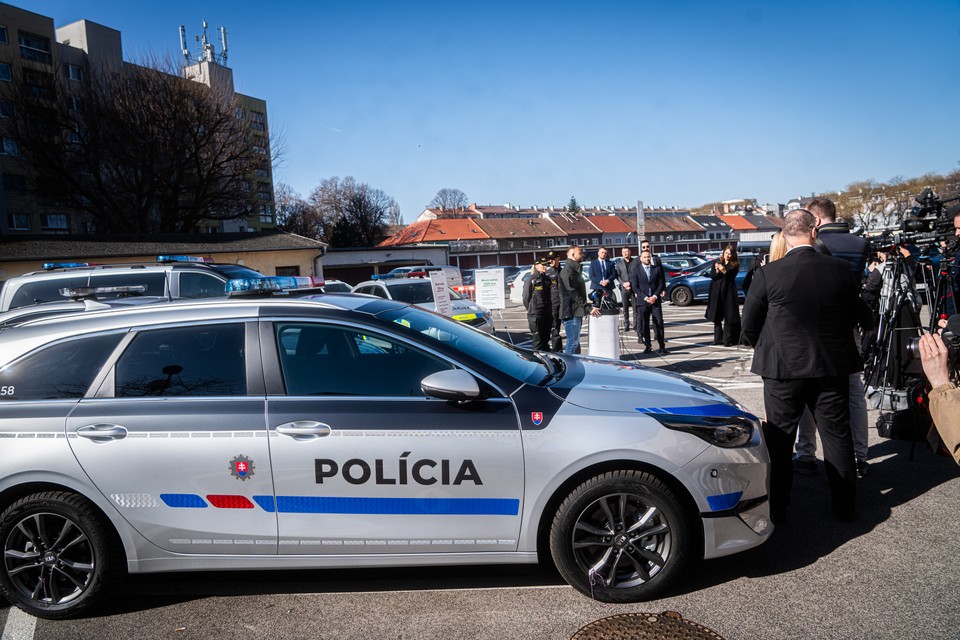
[717,215,757,231]
[616,214,705,234]
[549,214,601,234]
[378,219,488,247]
[473,217,563,239]
[585,215,633,233]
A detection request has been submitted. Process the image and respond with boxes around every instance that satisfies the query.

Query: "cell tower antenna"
[220,27,228,64]
[179,25,189,60]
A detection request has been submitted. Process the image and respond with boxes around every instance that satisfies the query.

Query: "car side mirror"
[421,370,480,402]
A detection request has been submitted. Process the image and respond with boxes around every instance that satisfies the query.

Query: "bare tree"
[307,176,395,246]
[429,188,468,213]
[275,183,323,239]
[0,56,268,233]
[387,200,403,226]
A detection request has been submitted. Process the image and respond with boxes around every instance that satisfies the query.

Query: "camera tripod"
[863,245,925,407]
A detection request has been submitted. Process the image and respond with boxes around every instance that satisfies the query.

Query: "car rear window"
[0,333,123,400]
[8,277,88,309]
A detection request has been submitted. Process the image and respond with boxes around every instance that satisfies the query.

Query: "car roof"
[0,295,411,356]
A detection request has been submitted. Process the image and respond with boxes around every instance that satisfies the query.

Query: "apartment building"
[0,2,274,235]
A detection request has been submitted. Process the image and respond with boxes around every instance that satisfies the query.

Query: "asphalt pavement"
[3,300,959,640]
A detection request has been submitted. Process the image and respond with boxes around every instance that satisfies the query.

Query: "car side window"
[115,324,246,397]
[179,272,226,299]
[0,334,123,400]
[275,322,453,397]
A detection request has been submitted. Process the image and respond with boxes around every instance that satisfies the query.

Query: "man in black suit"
[630,249,667,355]
[742,209,869,523]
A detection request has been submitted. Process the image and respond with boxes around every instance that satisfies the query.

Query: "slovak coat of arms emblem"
[229,455,255,481]
[531,412,543,426]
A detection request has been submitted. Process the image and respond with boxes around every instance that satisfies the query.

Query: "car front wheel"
[549,470,692,602]
[670,286,693,307]
[0,491,121,619]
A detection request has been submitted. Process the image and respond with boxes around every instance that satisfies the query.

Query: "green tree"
[566,196,581,214]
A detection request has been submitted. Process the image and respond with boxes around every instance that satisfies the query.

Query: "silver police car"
[0,278,771,619]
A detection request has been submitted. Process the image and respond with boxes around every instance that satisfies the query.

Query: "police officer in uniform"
[546,251,563,351]
[523,257,554,351]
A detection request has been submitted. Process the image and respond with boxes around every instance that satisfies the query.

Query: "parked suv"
[0,256,265,312]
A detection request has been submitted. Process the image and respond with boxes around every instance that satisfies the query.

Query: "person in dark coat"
[522,259,553,351]
[545,251,563,352]
[630,249,667,354]
[705,244,741,346]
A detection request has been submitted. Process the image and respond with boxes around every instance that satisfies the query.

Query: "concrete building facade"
[0,2,274,236]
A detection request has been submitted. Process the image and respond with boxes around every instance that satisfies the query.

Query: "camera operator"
[918,331,960,464]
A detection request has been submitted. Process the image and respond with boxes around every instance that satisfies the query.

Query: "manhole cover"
[571,611,727,640]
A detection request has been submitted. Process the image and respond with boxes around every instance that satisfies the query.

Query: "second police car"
[0,276,771,619]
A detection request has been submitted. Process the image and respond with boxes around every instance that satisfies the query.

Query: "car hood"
[547,354,748,416]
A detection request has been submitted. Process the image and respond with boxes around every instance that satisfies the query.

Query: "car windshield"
[386,282,462,304]
[376,306,546,385]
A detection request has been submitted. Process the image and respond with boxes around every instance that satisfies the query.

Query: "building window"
[19,32,52,64]
[255,167,269,178]
[7,213,29,230]
[0,26,8,45]
[0,100,13,117]
[0,62,10,82]
[235,107,245,120]
[547,239,555,247]
[41,213,70,232]
[3,174,25,191]
[67,65,83,81]
[1,138,19,156]
[259,204,274,224]
[250,110,266,131]
[275,266,300,277]
[69,95,83,112]
[257,182,272,201]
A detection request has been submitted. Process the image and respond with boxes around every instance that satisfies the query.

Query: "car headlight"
[651,414,756,448]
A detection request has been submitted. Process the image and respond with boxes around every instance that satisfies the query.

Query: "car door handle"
[76,424,128,441]
[275,421,332,438]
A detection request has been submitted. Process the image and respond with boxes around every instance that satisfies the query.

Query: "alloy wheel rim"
[571,492,671,589]
[4,512,95,606]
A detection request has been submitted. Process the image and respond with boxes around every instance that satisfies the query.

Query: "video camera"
[887,188,960,248]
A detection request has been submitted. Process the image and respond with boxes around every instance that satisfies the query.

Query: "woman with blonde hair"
[768,231,787,262]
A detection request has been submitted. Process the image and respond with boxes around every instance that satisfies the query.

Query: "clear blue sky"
[26,0,960,219]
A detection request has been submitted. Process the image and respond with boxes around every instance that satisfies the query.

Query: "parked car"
[352,277,494,332]
[0,276,771,618]
[371,266,463,289]
[0,256,266,312]
[317,279,353,293]
[665,255,757,307]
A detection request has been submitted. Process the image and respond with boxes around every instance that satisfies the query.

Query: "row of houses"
[378,205,784,271]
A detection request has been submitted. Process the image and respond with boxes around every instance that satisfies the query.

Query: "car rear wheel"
[549,470,691,602]
[670,286,693,307]
[0,491,121,619]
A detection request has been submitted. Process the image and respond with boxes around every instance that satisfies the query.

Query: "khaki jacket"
[929,383,960,464]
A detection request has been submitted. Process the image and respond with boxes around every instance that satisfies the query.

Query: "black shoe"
[792,455,816,475]
[624,325,631,331]
[643,346,652,354]
[856,459,870,478]
[657,347,668,355]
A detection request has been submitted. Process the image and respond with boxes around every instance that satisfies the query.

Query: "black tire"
[550,470,691,603]
[670,286,693,307]
[0,491,122,619]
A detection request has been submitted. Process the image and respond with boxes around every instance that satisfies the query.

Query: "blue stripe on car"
[160,494,208,508]
[254,496,520,516]
[634,403,747,417]
[706,491,744,511]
